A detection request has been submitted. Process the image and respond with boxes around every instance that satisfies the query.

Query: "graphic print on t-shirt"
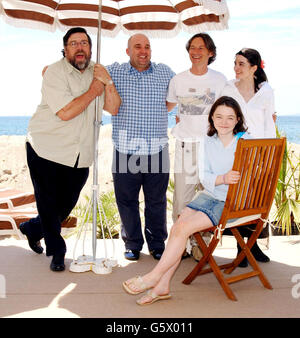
[178,89,216,116]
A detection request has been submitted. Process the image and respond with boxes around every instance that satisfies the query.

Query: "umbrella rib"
[167,0,180,13]
[55,0,61,11]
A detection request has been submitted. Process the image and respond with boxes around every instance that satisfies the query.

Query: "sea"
[0,113,299,144]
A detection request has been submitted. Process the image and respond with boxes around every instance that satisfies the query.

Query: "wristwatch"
[106,80,113,86]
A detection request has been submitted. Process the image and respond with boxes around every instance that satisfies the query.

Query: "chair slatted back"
[219,138,286,224]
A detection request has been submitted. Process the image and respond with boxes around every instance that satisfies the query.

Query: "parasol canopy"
[1,0,229,37]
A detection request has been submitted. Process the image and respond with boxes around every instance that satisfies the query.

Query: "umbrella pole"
[70,0,117,274]
[92,0,103,261]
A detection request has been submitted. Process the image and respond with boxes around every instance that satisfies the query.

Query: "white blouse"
[221,80,276,138]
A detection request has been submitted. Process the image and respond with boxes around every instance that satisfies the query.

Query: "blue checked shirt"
[106,62,175,155]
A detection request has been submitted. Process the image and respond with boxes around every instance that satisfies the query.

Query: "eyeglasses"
[67,40,89,48]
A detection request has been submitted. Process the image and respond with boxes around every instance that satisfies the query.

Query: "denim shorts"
[187,192,225,226]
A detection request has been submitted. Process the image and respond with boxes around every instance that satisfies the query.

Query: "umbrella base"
[69,255,117,274]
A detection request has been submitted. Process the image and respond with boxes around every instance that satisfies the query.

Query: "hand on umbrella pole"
[89,78,105,97]
[94,64,113,86]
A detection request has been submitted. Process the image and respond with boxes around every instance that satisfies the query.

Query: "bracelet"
[223,174,226,184]
[96,77,113,86]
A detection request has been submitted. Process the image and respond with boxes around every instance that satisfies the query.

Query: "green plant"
[70,191,120,239]
[273,128,300,235]
[96,191,120,239]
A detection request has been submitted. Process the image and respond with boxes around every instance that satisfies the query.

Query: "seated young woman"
[122,96,251,305]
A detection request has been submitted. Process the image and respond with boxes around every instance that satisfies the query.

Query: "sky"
[0,0,300,117]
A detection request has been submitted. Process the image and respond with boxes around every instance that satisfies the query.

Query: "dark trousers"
[24,143,89,256]
[112,147,169,252]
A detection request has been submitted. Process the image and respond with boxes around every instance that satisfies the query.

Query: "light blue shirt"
[199,132,252,201]
[106,62,175,155]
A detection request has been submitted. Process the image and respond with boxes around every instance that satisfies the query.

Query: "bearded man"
[20,27,121,272]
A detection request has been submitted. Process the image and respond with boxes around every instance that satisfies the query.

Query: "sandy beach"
[0,126,298,207]
[0,125,176,204]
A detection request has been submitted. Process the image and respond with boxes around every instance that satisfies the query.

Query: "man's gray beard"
[71,57,90,71]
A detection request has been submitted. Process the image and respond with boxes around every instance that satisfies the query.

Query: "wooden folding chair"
[183,138,286,301]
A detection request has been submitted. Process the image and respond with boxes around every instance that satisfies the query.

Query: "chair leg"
[183,232,238,301]
[11,218,24,240]
[244,227,273,290]
[208,255,237,301]
[224,228,249,274]
[182,233,214,284]
[183,224,272,301]
[224,225,261,274]
[226,227,272,290]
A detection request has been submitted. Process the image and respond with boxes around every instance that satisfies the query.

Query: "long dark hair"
[236,48,267,92]
[185,33,216,65]
[207,96,247,136]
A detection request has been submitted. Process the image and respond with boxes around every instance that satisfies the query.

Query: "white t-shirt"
[167,68,227,142]
[221,80,276,138]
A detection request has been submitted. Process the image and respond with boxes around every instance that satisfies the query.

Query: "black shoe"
[50,254,65,272]
[238,257,249,268]
[150,249,164,260]
[124,249,140,261]
[19,222,43,254]
[251,242,270,262]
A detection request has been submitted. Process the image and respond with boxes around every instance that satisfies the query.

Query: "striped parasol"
[1,0,229,37]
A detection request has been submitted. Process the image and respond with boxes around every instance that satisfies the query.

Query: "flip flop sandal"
[122,276,149,295]
[136,290,171,306]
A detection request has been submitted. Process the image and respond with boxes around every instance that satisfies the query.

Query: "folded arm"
[42,63,120,121]
[57,78,105,121]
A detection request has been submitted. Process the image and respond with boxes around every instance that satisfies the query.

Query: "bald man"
[106,34,175,261]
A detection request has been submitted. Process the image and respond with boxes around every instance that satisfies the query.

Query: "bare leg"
[147,257,181,296]
[130,207,213,298]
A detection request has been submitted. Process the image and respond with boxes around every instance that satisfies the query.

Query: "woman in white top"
[222,48,277,266]
[222,48,276,138]
[122,96,249,305]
